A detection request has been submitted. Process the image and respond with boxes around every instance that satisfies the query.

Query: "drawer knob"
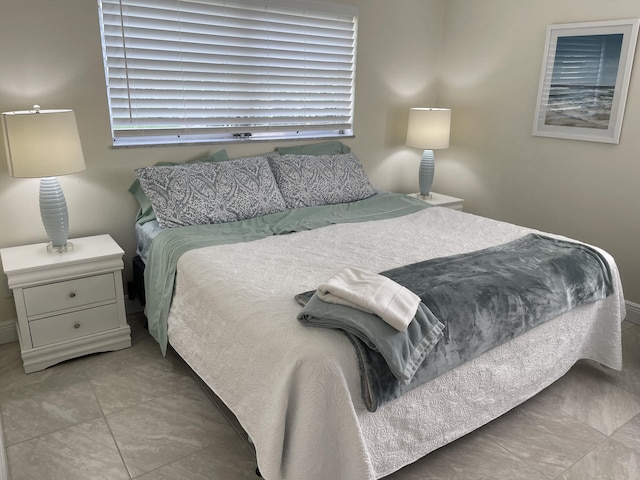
[69,292,76,298]
[73,323,81,329]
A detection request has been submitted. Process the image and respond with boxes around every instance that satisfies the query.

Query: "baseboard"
[0,319,17,345]
[625,300,640,325]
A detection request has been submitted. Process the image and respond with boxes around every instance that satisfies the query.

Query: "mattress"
[160,205,624,480]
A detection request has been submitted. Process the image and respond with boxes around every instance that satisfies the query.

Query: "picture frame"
[532,18,640,144]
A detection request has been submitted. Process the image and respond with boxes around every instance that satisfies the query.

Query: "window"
[97,0,358,147]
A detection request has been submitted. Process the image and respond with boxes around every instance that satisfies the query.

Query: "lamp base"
[46,241,74,254]
[40,177,70,254]
[419,149,435,197]
[418,193,433,200]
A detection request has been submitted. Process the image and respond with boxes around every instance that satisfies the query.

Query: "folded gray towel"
[296,292,445,383]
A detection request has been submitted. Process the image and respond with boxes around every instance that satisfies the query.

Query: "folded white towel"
[317,267,421,332]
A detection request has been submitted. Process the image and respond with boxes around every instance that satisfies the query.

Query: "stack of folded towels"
[298,265,446,386]
[316,267,421,332]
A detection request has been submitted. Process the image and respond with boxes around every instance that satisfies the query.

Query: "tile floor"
[1,314,640,480]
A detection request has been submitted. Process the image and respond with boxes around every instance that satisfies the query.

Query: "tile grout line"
[487,409,606,480]
[99,379,224,478]
[552,434,622,479]
[553,359,640,438]
[481,434,549,478]
[0,376,104,448]
[86,372,134,479]
[0,408,8,480]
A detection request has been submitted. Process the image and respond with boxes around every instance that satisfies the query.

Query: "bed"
[130,145,625,480]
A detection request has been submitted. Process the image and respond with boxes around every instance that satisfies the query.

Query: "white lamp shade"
[2,108,86,178]
[406,108,451,150]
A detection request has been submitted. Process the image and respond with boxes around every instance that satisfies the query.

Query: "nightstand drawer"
[23,273,116,316]
[29,303,120,347]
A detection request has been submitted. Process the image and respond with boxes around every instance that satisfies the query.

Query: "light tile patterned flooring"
[1,314,640,480]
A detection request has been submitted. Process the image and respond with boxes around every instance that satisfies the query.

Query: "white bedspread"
[166,207,624,480]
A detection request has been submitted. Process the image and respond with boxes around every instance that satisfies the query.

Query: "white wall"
[436,0,640,304]
[0,0,445,323]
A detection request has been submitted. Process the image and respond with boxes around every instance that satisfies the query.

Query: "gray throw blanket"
[297,234,613,412]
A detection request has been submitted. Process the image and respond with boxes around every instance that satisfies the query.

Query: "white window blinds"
[98,0,358,146]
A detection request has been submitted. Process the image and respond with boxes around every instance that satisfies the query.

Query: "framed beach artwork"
[533,18,640,143]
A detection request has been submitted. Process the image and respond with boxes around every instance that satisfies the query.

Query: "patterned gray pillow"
[135,157,287,228]
[267,153,376,209]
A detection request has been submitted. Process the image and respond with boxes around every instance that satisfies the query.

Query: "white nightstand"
[0,234,131,373]
[409,192,464,211]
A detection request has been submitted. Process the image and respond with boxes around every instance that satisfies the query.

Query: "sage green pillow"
[129,149,229,225]
[275,141,351,155]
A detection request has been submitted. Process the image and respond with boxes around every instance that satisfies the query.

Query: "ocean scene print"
[544,85,614,129]
[544,33,622,130]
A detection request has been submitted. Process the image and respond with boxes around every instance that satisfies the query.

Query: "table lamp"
[406,107,451,198]
[2,106,86,253]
